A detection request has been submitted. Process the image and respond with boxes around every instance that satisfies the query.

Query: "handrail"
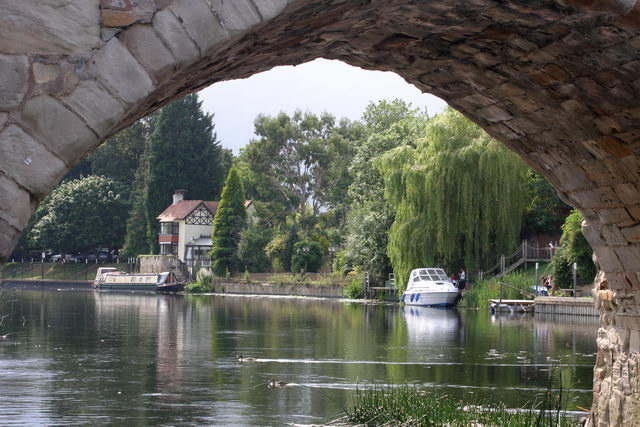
[497,281,535,308]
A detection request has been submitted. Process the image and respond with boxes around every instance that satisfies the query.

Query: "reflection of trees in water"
[0,291,599,424]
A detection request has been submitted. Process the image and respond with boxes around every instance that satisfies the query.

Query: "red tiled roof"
[157,200,252,222]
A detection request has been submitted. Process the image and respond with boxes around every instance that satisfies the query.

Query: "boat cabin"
[409,268,450,286]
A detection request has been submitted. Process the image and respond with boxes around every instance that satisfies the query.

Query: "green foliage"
[522,170,571,236]
[343,271,365,298]
[186,268,214,293]
[237,224,272,273]
[552,210,596,287]
[29,176,129,253]
[462,269,542,309]
[342,385,580,426]
[120,188,148,257]
[235,110,358,225]
[345,100,427,279]
[290,240,324,273]
[143,94,223,253]
[210,167,247,276]
[265,233,288,272]
[377,107,529,290]
[283,223,299,271]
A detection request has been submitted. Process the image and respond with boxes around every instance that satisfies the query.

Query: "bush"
[186,268,213,293]
[343,271,365,298]
[551,210,596,288]
[237,225,272,273]
[290,240,324,273]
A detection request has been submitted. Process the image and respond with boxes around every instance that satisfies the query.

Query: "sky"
[199,58,447,154]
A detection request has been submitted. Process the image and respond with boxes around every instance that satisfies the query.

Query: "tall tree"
[345,99,427,279]
[90,117,154,186]
[210,167,247,276]
[28,176,129,254]
[377,107,529,289]
[236,110,352,221]
[522,170,571,236]
[143,94,224,253]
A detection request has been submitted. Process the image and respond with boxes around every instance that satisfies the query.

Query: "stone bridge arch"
[2,0,640,424]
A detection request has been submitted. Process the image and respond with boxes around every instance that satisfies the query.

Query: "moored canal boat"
[93,267,183,292]
[401,268,460,307]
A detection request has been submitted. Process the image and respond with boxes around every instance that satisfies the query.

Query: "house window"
[160,243,177,255]
[160,222,179,235]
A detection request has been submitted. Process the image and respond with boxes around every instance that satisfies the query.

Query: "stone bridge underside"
[2,0,640,423]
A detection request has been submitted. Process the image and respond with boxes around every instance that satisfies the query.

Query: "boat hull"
[93,270,183,292]
[402,291,460,307]
[96,282,183,292]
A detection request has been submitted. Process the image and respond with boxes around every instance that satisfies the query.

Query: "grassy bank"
[0,262,124,281]
[186,270,360,294]
[340,385,583,426]
[462,265,551,309]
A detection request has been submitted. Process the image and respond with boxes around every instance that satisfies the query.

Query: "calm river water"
[0,286,597,425]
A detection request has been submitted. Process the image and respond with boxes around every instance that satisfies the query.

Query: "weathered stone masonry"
[2,0,640,424]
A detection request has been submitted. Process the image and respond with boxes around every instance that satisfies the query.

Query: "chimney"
[173,189,186,205]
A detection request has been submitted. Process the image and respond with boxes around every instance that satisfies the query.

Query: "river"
[0,286,596,425]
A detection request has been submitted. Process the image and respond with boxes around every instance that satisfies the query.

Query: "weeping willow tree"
[376,107,529,290]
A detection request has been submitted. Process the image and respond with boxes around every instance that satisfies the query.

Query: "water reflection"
[0,288,597,425]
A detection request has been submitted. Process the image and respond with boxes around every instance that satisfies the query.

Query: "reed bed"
[339,384,583,426]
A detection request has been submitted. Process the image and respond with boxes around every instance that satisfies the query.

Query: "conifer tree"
[143,94,223,253]
[210,167,247,276]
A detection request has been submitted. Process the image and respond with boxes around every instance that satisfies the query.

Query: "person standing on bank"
[458,268,466,290]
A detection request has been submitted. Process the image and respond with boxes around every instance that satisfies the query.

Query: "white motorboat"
[401,268,460,307]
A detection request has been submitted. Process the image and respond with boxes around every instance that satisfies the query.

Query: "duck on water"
[401,268,460,307]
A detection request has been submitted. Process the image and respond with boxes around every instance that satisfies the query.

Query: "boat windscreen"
[418,268,449,281]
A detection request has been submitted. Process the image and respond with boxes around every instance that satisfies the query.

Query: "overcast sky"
[199,58,447,154]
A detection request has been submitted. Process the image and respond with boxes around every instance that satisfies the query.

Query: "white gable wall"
[178,221,211,262]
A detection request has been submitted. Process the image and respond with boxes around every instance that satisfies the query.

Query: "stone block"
[152,8,200,64]
[101,9,137,27]
[594,245,624,272]
[478,104,512,123]
[598,207,634,225]
[0,112,7,130]
[0,174,35,232]
[597,136,632,158]
[89,37,154,106]
[0,54,29,110]
[206,0,261,37]
[583,219,606,246]
[0,218,20,262]
[63,80,125,137]
[614,246,640,272]
[621,224,640,243]
[32,63,60,84]
[602,224,629,246]
[169,0,229,52]
[20,95,97,165]
[121,25,175,80]
[0,0,100,54]
[252,0,287,20]
[627,205,640,222]
[594,116,624,135]
[613,183,640,206]
[0,125,67,198]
